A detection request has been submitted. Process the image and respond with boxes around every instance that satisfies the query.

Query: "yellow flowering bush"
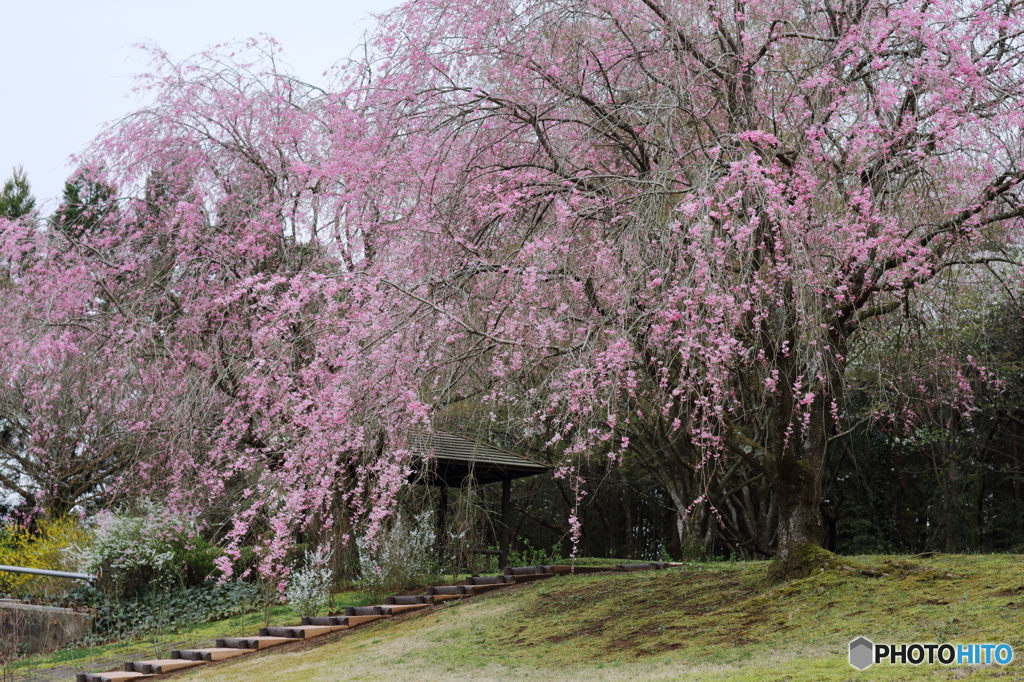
[0,517,90,597]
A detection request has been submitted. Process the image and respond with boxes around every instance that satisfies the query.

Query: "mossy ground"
[14,555,1024,681]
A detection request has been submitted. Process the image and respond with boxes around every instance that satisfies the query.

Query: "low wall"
[0,600,91,654]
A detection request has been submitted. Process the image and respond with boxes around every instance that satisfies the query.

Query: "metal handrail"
[0,564,95,581]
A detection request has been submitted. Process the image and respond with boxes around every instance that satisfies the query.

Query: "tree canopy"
[1,0,1023,575]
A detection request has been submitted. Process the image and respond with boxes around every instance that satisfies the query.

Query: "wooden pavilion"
[408,432,550,569]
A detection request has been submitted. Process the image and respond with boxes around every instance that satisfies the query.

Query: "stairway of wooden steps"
[74,562,677,682]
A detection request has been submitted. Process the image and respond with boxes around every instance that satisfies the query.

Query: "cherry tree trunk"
[774,457,824,562]
[767,373,837,572]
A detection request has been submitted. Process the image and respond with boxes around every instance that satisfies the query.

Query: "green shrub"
[67,580,260,643]
[77,504,222,596]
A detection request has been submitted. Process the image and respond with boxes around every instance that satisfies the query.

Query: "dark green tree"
[0,166,36,220]
[49,169,117,239]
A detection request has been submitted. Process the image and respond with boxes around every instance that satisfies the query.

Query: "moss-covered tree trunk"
[761,321,845,578]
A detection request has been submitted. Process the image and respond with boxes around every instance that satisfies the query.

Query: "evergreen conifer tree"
[0,166,36,220]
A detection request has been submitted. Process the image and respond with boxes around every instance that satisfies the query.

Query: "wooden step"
[303,614,385,627]
[216,636,298,650]
[426,585,469,596]
[380,603,431,616]
[303,616,346,626]
[506,566,546,575]
[425,592,464,603]
[291,624,348,637]
[125,659,206,674]
[385,595,431,605]
[344,605,389,616]
[171,647,254,661]
[465,575,510,586]
[342,614,385,626]
[464,583,508,595]
[505,572,554,583]
[260,624,347,638]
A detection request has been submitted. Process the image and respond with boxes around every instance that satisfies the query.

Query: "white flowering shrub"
[285,545,333,617]
[77,503,220,596]
[357,511,441,600]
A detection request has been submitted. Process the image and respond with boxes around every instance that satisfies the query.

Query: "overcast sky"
[0,0,402,210]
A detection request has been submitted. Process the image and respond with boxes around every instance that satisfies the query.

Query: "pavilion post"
[437,484,449,566]
[500,478,511,570]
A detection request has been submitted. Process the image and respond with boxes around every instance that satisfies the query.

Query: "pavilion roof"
[409,431,550,486]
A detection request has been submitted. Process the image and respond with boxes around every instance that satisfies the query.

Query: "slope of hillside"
[166,554,1024,682]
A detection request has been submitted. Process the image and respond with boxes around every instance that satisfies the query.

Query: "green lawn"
[14,555,1024,681]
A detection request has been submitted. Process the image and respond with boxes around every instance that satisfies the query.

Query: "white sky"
[0,0,402,210]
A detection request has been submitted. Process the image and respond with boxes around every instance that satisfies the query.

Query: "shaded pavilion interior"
[408,431,550,569]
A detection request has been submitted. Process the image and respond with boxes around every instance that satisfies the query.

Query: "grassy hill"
[12,553,1024,681]
[156,554,1024,682]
